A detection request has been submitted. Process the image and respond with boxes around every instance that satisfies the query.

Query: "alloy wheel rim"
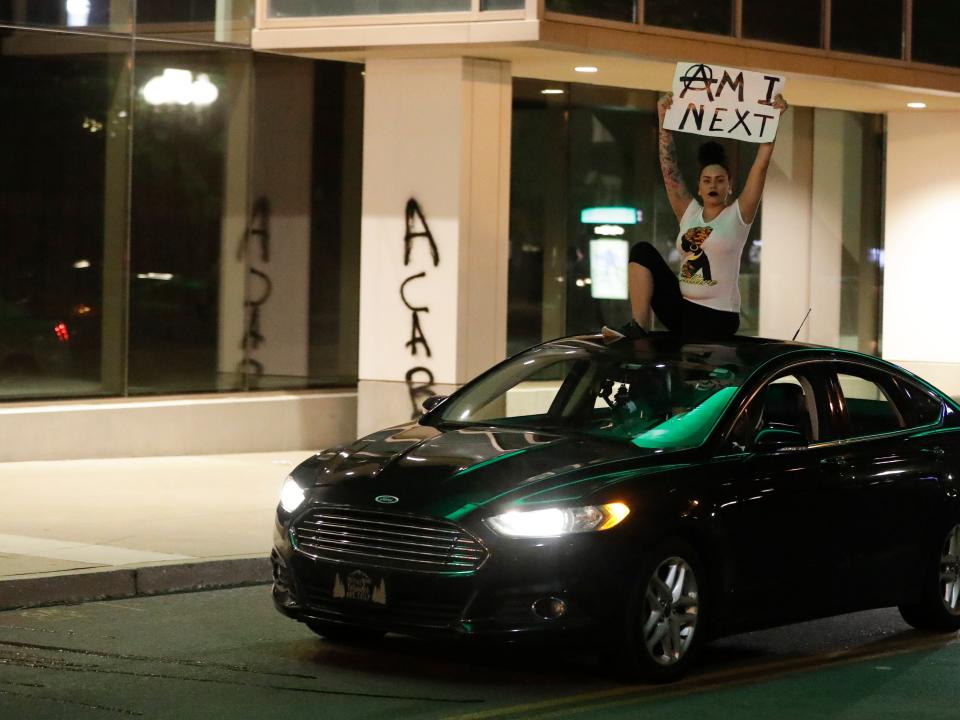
[941,524,960,616]
[642,556,699,666]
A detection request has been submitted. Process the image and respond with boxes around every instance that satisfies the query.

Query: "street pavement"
[0,451,314,609]
[0,586,957,719]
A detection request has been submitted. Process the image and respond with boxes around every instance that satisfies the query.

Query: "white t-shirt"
[675,198,751,313]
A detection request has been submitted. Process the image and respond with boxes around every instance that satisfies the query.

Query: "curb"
[0,556,272,611]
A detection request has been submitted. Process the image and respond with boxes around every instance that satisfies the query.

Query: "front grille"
[292,507,488,573]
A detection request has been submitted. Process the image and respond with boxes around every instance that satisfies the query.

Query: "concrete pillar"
[883,111,960,396]
[217,59,251,386]
[808,109,846,348]
[247,57,313,380]
[356,57,512,437]
[758,107,814,341]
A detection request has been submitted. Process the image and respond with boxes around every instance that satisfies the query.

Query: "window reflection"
[742,0,820,48]
[269,0,470,17]
[136,0,253,45]
[912,1,960,68]
[0,32,130,399]
[128,47,236,394]
[545,0,635,23]
[645,0,732,35]
[481,0,525,9]
[832,0,902,59]
[0,0,131,33]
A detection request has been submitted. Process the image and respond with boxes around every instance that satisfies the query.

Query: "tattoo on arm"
[659,129,691,214]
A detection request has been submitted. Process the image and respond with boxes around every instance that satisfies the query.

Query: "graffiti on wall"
[401,199,439,418]
[238,196,273,384]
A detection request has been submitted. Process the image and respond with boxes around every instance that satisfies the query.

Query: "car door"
[818,362,946,608]
[717,364,857,628]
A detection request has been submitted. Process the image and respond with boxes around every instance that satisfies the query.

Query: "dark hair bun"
[698,141,729,170]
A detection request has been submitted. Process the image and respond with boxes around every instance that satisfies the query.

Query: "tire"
[898,522,960,632]
[304,619,386,644]
[610,539,707,682]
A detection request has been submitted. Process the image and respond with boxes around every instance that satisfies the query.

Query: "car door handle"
[819,457,848,467]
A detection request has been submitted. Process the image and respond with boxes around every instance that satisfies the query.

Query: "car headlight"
[485,502,630,538]
[279,476,306,513]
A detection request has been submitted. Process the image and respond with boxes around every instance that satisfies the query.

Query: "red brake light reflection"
[54,322,70,342]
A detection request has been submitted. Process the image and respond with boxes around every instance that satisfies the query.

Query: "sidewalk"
[0,450,313,610]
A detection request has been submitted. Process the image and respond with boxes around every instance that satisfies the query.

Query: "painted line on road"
[443,633,959,720]
[0,534,192,566]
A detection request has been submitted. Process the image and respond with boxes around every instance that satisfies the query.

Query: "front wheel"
[899,523,960,632]
[611,540,707,682]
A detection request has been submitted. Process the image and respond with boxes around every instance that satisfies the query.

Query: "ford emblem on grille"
[375,495,399,504]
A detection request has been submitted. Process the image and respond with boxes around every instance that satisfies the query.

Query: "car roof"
[540,332,826,373]
[537,332,957,407]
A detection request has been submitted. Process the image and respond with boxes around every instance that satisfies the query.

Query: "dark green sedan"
[272,333,960,680]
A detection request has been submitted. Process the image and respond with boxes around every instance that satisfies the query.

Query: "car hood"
[292,422,696,521]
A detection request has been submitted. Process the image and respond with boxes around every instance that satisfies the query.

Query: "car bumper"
[271,519,634,641]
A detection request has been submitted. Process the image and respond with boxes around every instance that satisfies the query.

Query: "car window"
[430,345,743,449]
[893,378,943,427]
[835,371,904,438]
[468,359,581,422]
[726,372,819,451]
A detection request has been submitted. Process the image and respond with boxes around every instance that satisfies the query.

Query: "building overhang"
[253,12,960,114]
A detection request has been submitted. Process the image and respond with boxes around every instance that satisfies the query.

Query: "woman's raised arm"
[658,93,693,223]
[738,94,789,225]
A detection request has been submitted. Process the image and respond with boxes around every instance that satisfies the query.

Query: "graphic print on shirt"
[679,227,718,286]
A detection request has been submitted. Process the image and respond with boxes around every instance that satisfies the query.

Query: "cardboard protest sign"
[663,62,786,143]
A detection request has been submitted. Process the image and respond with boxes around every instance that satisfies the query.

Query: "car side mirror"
[421,395,448,413]
[752,425,807,453]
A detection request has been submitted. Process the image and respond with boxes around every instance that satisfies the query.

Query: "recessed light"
[907,102,927,109]
[541,89,565,95]
[575,66,598,73]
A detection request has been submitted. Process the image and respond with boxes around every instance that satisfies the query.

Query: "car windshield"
[426,341,750,450]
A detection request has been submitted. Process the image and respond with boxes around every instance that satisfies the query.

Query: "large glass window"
[482,0,524,9]
[545,0,635,23]
[270,0,470,17]
[645,0,732,35]
[912,1,960,68]
[0,31,131,399]
[0,0,131,33]
[136,0,254,45]
[128,49,362,395]
[128,45,246,394]
[0,28,362,402]
[742,0,821,48]
[831,0,902,59]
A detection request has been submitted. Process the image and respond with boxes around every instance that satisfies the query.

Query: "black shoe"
[618,320,648,339]
[601,320,647,343]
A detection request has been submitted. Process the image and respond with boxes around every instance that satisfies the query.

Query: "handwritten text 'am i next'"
[664,62,786,144]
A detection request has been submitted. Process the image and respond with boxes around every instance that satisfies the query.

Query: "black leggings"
[629,242,740,340]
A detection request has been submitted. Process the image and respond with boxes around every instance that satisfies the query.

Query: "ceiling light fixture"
[541,88,565,95]
[907,102,927,109]
[575,66,598,73]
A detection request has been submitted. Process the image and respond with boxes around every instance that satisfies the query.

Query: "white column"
[357,57,512,437]
[884,111,960,396]
[758,107,814,341]
[808,109,847,348]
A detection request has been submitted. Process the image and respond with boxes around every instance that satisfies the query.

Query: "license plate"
[332,569,387,605]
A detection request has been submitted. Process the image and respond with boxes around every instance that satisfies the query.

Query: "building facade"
[1,1,959,459]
